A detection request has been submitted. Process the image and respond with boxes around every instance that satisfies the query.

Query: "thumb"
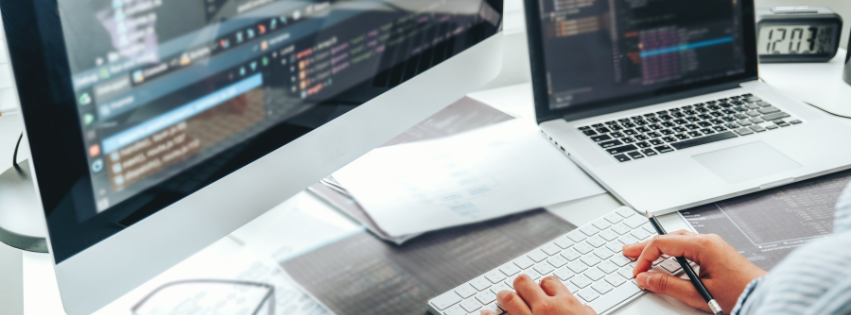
[636,272,706,309]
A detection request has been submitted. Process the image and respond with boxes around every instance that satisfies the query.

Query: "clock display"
[758,25,835,55]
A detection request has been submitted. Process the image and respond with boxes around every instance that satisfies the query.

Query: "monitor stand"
[0,161,48,253]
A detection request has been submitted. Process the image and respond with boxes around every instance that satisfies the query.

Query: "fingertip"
[497,290,512,302]
[635,272,650,289]
[480,310,495,315]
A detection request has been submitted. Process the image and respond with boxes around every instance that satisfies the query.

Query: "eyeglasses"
[132,279,276,315]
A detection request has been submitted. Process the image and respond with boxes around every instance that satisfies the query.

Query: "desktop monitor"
[0,0,503,313]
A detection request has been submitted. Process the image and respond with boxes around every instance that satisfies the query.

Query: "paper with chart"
[680,169,851,271]
[332,119,605,237]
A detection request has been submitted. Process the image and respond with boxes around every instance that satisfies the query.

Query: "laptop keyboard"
[577,94,803,162]
[427,207,695,315]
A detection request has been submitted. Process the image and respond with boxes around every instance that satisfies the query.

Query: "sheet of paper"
[93,240,334,315]
[679,169,851,271]
[280,209,577,315]
[333,119,605,237]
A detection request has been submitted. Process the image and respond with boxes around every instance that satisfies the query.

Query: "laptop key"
[635,142,650,148]
[583,130,597,136]
[614,154,630,162]
[598,140,623,148]
[762,112,790,121]
[641,149,658,156]
[734,128,754,136]
[790,119,802,124]
[654,145,674,153]
[627,151,644,160]
[669,131,738,150]
[758,107,780,114]
[606,145,638,155]
[591,135,612,142]
[699,128,715,135]
[687,131,702,138]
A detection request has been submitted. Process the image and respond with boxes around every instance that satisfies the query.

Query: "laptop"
[524,0,851,215]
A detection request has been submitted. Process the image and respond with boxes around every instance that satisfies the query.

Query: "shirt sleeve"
[834,182,851,234]
[731,277,764,315]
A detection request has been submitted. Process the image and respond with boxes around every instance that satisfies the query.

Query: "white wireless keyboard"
[427,207,694,315]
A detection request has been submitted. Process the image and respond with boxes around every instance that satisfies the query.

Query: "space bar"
[670,131,738,150]
[588,282,642,314]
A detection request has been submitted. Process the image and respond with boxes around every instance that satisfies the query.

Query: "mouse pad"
[280,209,577,315]
[692,141,802,184]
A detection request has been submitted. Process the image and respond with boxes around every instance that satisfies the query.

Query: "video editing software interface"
[61,0,500,220]
[536,0,747,110]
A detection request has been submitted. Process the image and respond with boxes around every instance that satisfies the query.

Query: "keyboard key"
[588,282,641,314]
[624,216,647,228]
[548,255,569,268]
[596,127,611,133]
[476,291,497,304]
[554,237,574,249]
[584,268,605,281]
[540,243,562,256]
[521,269,542,280]
[790,119,802,124]
[592,281,614,294]
[606,144,638,155]
[567,230,587,242]
[758,106,780,114]
[534,263,555,275]
[641,149,658,157]
[432,291,463,310]
[568,261,589,273]
[578,126,591,130]
[444,304,466,315]
[604,213,623,223]
[455,283,478,298]
[616,208,636,217]
[514,256,535,269]
[582,130,598,136]
[480,302,505,315]
[554,268,575,281]
[597,261,618,274]
[627,151,644,160]
[750,125,766,133]
[735,128,754,136]
[605,274,627,287]
[618,234,639,246]
[594,248,614,259]
[460,299,483,313]
[489,283,512,295]
[660,259,683,274]
[610,254,632,267]
[670,131,738,150]
[528,249,548,262]
[631,229,651,240]
[598,140,623,148]
[643,224,657,234]
[614,154,631,162]
[485,270,507,283]
[587,236,606,248]
[655,145,674,153]
[500,264,521,276]
[580,225,600,236]
[561,248,581,261]
[578,289,601,302]
[581,255,601,267]
[606,242,624,253]
[611,224,630,235]
[575,242,595,254]
[591,134,612,142]
[599,229,619,241]
[762,112,790,121]
[470,276,493,291]
[571,274,593,288]
[617,266,634,280]
[592,219,612,230]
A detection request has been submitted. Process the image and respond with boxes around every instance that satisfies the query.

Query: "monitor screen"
[46,0,501,262]
[533,0,748,111]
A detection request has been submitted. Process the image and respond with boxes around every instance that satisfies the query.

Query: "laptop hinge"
[560,79,753,122]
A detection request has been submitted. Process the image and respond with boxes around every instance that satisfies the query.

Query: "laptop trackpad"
[692,141,801,184]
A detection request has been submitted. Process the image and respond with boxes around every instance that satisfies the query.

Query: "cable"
[12,131,22,171]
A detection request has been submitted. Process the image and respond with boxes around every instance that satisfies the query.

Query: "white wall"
[0,14,18,114]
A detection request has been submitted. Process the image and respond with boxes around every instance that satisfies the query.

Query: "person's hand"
[480,274,597,315]
[622,230,767,313]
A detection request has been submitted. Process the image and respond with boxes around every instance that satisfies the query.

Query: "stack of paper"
[310,97,605,241]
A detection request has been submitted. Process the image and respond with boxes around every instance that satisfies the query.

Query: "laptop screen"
[529,0,753,117]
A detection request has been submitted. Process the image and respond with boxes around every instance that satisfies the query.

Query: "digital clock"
[756,6,843,63]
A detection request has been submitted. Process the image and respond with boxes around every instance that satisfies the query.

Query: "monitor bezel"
[525,0,760,123]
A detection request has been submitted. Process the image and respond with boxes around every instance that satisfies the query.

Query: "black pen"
[646,211,722,315]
